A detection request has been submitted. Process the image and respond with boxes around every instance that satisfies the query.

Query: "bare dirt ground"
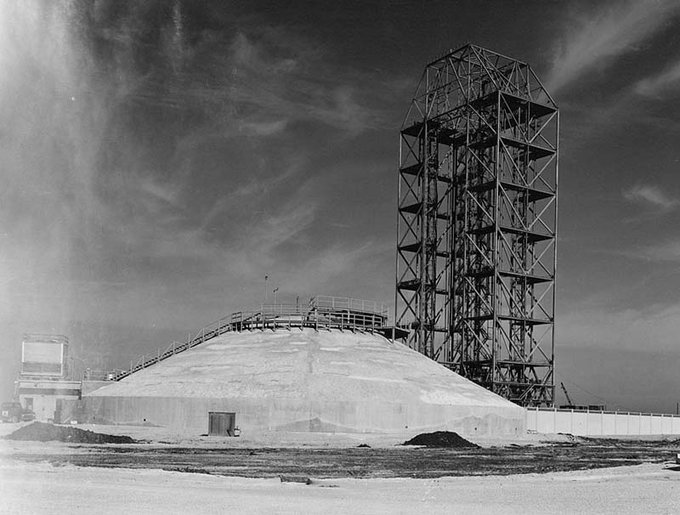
[2,423,680,513]
[1,458,680,514]
[3,436,680,478]
[2,422,680,479]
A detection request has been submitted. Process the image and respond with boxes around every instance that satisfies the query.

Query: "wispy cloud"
[621,239,680,262]
[249,198,318,255]
[199,158,305,231]
[561,299,680,353]
[546,0,680,92]
[634,58,680,98]
[623,184,680,212]
[277,239,393,299]
[227,31,382,133]
[239,119,288,136]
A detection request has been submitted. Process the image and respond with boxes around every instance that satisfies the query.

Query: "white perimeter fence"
[527,407,680,437]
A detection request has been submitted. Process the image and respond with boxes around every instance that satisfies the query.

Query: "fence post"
[614,411,617,435]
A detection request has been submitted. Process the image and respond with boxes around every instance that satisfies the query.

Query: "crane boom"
[560,382,574,407]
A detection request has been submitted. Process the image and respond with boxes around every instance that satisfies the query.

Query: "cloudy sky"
[2,0,680,412]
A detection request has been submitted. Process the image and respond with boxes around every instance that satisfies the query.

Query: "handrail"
[310,296,387,316]
[113,296,388,381]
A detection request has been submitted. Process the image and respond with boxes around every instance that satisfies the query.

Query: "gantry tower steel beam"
[395,44,558,406]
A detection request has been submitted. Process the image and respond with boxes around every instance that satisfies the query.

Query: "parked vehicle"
[1,402,23,423]
[1,402,35,423]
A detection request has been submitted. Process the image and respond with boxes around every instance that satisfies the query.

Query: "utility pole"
[273,288,279,304]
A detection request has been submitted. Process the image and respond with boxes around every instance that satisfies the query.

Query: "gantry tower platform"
[395,44,558,406]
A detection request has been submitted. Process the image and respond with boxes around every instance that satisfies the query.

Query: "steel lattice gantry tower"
[395,44,558,406]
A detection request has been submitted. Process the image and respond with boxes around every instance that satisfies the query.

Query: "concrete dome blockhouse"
[82,328,525,436]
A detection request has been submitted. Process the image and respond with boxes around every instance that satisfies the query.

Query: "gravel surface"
[3,435,679,478]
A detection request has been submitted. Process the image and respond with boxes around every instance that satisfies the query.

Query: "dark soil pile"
[403,431,479,448]
[5,422,136,444]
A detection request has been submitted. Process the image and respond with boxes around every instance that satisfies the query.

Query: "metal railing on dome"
[309,296,387,316]
[113,296,389,381]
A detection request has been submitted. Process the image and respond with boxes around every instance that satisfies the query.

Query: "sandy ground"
[1,457,680,514]
[3,422,680,513]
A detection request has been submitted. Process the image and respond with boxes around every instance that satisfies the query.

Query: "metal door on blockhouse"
[208,411,235,436]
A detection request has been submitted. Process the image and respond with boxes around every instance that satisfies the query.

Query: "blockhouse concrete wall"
[77,395,523,436]
[81,329,525,437]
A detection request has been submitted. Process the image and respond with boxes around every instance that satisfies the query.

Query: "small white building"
[16,334,81,421]
[16,379,81,422]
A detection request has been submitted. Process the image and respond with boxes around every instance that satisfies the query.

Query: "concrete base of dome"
[71,395,524,437]
[76,329,526,437]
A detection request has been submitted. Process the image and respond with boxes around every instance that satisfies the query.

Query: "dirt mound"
[403,431,479,448]
[5,422,136,444]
